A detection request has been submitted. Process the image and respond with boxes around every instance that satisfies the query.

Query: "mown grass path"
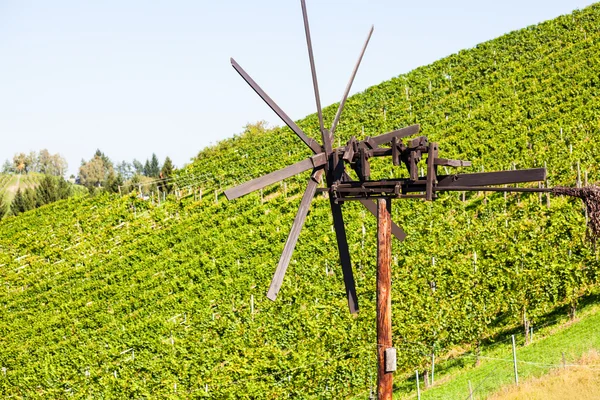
[394,299,600,399]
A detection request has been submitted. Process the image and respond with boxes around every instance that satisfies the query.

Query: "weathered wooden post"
[377,199,393,399]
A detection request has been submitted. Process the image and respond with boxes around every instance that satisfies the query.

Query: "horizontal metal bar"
[437,186,554,193]
[436,168,546,187]
[336,194,426,202]
[370,124,420,146]
[434,158,472,167]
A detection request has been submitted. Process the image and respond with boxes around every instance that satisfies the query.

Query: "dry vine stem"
[553,185,600,238]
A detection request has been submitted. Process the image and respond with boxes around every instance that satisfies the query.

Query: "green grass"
[393,292,600,399]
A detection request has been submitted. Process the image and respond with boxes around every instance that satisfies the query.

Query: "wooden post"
[377,198,393,399]
[431,351,435,385]
[415,371,421,400]
[511,335,519,385]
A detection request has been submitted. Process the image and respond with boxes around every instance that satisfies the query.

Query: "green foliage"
[79,150,115,188]
[1,4,600,398]
[0,196,8,219]
[10,188,36,216]
[160,156,175,193]
[35,175,71,206]
[2,174,79,218]
[143,153,161,178]
[11,149,67,176]
[104,171,124,194]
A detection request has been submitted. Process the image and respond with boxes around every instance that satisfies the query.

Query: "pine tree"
[56,177,71,200]
[143,159,151,177]
[23,189,36,212]
[150,153,160,178]
[160,157,174,193]
[36,175,57,206]
[35,175,71,207]
[11,189,26,216]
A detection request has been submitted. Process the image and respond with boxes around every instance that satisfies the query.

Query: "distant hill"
[0,173,44,206]
[1,4,599,398]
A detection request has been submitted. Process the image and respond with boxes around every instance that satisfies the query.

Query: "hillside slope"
[1,4,600,398]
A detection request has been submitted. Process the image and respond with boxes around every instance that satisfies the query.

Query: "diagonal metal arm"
[329,197,359,313]
[330,25,374,138]
[231,57,322,154]
[267,169,323,301]
[224,154,327,200]
[300,0,329,153]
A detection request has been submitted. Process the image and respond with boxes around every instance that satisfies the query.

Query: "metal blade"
[358,199,406,242]
[330,198,359,313]
[231,57,322,154]
[267,169,323,301]
[300,0,329,152]
[330,25,374,138]
[224,154,326,200]
[436,168,547,188]
[370,124,421,146]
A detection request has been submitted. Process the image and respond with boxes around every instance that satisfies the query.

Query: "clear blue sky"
[0,0,595,176]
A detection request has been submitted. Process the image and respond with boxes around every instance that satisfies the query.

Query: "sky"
[0,0,595,176]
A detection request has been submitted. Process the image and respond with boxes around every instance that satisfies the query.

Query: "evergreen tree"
[149,153,160,178]
[143,159,151,177]
[11,189,24,216]
[23,189,37,212]
[56,177,71,200]
[36,175,58,206]
[160,157,175,193]
[10,189,35,215]
[35,176,71,207]
[104,171,123,194]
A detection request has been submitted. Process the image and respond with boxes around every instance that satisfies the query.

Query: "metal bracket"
[385,347,397,372]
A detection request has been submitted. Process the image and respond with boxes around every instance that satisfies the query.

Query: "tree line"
[78,150,175,194]
[0,175,72,218]
[0,148,176,219]
[2,150,68,176]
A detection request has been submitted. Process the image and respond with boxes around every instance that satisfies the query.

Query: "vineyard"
[0,174,17,203]
[1,173,44,202]
[1,4,600,398]
[0,173,85,218]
